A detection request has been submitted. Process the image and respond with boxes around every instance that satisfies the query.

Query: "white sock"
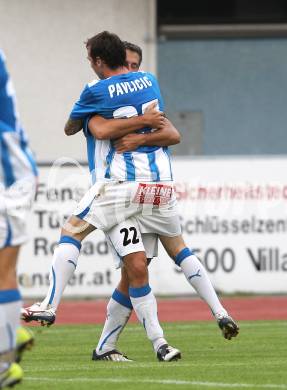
[0,305,10,354]
[129,284,166,353]
[175,248,227,317]
[0,289,22,360]
[41,236,81,311]
[96,289,132,355]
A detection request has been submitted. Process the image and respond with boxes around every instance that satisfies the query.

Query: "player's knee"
[61,216,94,241]
[128,261,147,280]
[123,252,148,283]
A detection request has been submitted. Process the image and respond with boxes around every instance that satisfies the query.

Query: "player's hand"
[143,102,165,129]
[114,133,145,153]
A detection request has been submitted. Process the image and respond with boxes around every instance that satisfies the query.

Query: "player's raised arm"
[88,102,165,140]
[114,118,181,153]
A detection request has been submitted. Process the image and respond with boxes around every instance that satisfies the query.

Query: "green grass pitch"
[20,321,287,390]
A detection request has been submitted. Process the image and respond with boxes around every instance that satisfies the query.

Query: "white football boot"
[21,303,56,326]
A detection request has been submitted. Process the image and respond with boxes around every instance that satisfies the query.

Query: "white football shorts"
[0,177,36,249]
[74,181,182,237]
[106,217,158,269]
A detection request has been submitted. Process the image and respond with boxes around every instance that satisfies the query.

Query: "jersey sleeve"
[0,120,14,133]
[70,84,100,119]
[146,72,165,112]
[0,51,8,89]
[0,50,16,132]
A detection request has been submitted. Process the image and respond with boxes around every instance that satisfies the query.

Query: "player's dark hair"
[123,41,142,66]
[86,31,126,69]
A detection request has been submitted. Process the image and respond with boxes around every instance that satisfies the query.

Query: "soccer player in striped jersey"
[0,50,37,388]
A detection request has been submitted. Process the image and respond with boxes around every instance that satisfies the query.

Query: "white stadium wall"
[0,0,156,161]
[18,157,287,298]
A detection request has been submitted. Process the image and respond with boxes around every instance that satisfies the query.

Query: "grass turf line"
[20,321,287,390]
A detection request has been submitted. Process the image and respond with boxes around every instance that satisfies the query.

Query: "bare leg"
[0,246,19,290]
[159,235,186,258]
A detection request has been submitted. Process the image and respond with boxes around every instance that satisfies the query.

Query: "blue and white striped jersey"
[70,71,173,183]
[0,50,37,188]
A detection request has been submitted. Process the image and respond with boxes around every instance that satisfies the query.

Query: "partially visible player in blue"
[0,49,37,388]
